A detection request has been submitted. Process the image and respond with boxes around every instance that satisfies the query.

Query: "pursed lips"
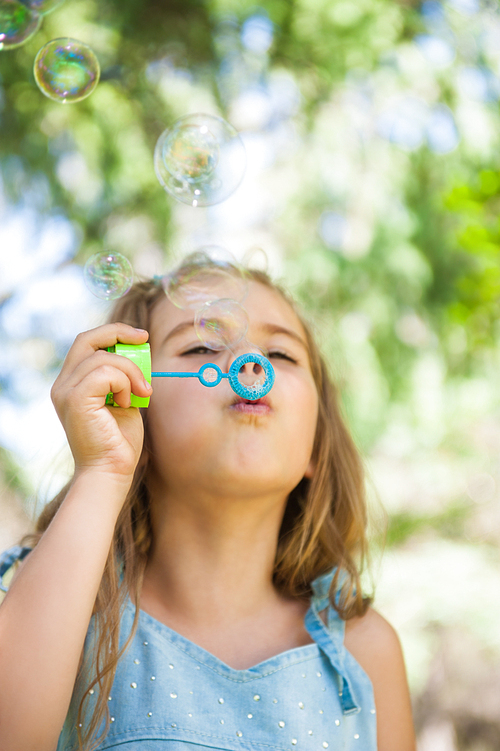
[229,395,272,414]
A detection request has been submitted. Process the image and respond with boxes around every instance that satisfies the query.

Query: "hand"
[51,324,153,481]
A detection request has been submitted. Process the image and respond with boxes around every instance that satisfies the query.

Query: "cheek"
[146,378,229,463]
[303,392,319,455]
[302,376,319,435]
[295,392,318,480]
[147,382,205,446]
[281,377,318,456]
[297,374,318,422]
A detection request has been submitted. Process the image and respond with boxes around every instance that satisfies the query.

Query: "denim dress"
[1,546,377,751]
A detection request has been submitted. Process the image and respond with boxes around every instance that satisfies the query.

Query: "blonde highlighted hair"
[26,258,371,751]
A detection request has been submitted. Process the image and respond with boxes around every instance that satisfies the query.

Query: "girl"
[0,257,415,751]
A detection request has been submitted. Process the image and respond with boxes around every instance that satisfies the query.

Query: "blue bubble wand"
[106,344,275,408]
[152,352,274,401]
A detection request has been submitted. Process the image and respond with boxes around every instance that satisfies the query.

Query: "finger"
[52,351,152,412]
[66,365,137,411]
[58,324,149,382]
[64,350,151,394]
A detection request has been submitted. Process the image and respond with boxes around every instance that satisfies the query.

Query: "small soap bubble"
[0,0,40,50]
[24,0,65,13]
[154,113,246,207]
[195,299,248,351]
[34,38,100,103]
[84,252,134,301]
[242,245,269,273]
[163,250,248,310]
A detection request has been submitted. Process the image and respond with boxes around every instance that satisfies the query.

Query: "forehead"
[149,280,306,340]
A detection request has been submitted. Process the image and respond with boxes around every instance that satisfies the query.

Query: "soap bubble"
[0,0,40,50]
[84,252,134,301]
[34,38,100,103]
[195,299,249,351]
[242,246,269,272]
[24,0,65,14]
[154,113,246,207]
[164,266,247,310]
[163,250,248,310]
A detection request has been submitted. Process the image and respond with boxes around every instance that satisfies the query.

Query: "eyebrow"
[161,320,308,352]
[161,320,195,347]
[258,323,309,352]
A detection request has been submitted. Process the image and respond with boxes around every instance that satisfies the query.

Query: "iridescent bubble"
[194,299,249,351]
[84,252,134,301]
[23,0,65,14]
[0,0,40,50]
[242,246,269,273]
[154,113,246,207]
[34,38,100,103]
[163,251,248,310]
[164,125,218,181]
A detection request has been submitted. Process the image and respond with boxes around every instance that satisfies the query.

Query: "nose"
[237,359,265,388]
[225,340,267,390]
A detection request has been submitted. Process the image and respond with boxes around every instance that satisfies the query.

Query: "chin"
[215,458,306,498]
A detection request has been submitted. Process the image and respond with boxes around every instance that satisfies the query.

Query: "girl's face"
[146,281,319,501]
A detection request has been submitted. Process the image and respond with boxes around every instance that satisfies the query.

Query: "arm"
[344,607,416,751]
[0,324,152,751]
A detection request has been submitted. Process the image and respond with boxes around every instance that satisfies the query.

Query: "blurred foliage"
[0,446,30,496]
[0,0,416,239]
[386,500,471,546]
[445,169,500,348]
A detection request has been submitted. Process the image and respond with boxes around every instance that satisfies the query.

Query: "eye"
[267,350,297,364]
[181,345,218,356]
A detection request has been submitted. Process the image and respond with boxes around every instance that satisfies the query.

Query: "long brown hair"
[27,257,371,751]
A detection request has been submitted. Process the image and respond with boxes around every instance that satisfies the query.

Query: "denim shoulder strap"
[305,567,361,716]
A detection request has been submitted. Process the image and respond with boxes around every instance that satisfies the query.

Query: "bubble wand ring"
[227,352,274,400]
[152,352,275,401]
[106,344,275,406]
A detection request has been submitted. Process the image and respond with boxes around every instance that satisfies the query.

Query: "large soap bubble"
[34,38,100,103]
[194,298,249,351]
[163,250,248,310]
[84,252,134,301]
[154,113,246,207]
[0,0,40,50]
[24,0,65,13]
